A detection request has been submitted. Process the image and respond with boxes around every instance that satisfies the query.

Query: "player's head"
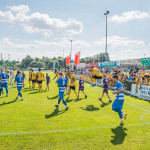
[103,74,106,79]
[46,73,48,76]
[71,70,74,74]
[91,65,94,69]
[1,69,3,73]
[59,72,63,78]
[113,75,118,82]
[79,75,82,80]
[39,68,41,72]
[17,71,21,75]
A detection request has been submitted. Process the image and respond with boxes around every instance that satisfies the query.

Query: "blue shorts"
[17,86,22,92]
[59,92,64,100]
[2,82,8,89]
[112,99,124,110]
[103,88,108,94]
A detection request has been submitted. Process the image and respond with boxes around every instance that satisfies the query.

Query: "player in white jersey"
[9,69,14,85]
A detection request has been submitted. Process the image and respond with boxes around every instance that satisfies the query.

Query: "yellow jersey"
[31,72,36,80]
[142,71,146,78]
[29,71,32,78]
[38,72,44,81]
[92,68,102,77]
[69,75,76,86]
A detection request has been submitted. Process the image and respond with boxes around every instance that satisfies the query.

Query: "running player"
[77,75,87,99]
[112,75,127,125]
[89,65,102,86]
[0,70,8,97]
[37,68,44,92]
[98,74,112,103]
[46,73,50,91]
[68,71,78,99]
[29,68,32,87]
[31,70,36,89]
[15,71,24,101]
[55,72,69,110]
[9,69,14,85]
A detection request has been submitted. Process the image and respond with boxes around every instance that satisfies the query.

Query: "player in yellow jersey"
[37,68,44,92]
[5,68,9,82]
[89,65,102,86]
[31,70,37,89]
[68,71,78,99]
[29,68,32,88]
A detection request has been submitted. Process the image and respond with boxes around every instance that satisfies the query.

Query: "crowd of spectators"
[76,66,150,86]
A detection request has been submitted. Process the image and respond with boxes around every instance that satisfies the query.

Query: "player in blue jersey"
[112,75,127,125]
[98,74,112,103]
[77,75,87,99]
[0,70,8,97]
[14,71,24,101]
[55,72,69,110]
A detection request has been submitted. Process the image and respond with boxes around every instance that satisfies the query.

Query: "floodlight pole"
[104,11,109,62]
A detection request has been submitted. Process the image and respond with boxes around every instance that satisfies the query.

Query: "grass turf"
[0,71,150,150]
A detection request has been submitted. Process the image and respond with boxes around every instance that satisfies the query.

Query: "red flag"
[75,52,80,64]
[66,55,70,65]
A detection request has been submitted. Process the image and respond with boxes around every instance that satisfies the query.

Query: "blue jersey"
[15,75,24,87]
[56,78,68,92]
[1,72,8,83]
[115,81,124,101]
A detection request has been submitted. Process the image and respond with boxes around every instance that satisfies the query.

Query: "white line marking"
[0,123,149,135]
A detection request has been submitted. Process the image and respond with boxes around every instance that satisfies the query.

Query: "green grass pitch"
[0,71,150,150]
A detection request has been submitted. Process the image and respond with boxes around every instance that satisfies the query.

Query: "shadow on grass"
[45,108,65,119]
[74,98,82,102]
[47,95,58,100]
[100,101,110,108]
[0,99,17,106]
[66,98,74,103]
[80,105,99,111]
[111,125,127,145]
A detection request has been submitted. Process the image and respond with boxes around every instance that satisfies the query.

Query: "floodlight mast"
[104,11,109,62]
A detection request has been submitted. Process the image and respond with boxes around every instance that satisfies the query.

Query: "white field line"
[0,123,149,136]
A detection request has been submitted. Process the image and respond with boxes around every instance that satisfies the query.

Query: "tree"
[22,55,34,68]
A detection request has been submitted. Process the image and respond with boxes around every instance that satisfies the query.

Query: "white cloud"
[0,5,83,36]
[16,12,82,36]
[35,38,91,48]
[109,11,150,23]
[94,35,145,48]
[0,11,15,22]
[0,38,38,51]
[7,5,29,14]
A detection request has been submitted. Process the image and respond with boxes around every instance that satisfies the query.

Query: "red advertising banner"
[66,55,70,65]
[75,52,80,64]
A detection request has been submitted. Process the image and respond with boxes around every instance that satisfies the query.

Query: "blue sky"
[0,0,150,61]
